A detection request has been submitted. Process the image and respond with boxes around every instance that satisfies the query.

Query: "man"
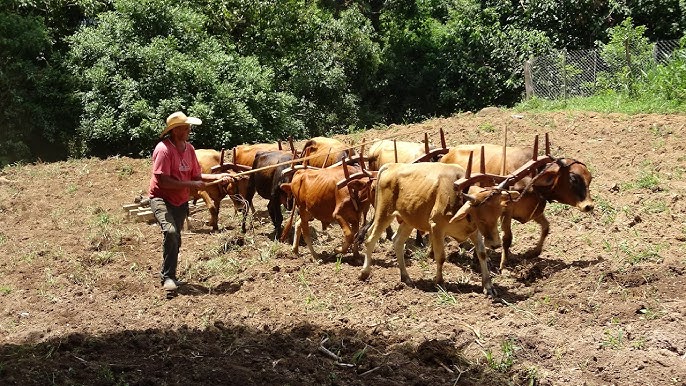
[148,111,230,293]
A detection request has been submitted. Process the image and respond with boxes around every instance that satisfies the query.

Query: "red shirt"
[148,138,201,206]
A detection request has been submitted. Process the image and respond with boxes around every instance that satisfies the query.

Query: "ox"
[300,137,352,168]
[280,164,372,259]
[191,149,246,231]
[441,143,594,270]
[233,143,283,169]
[358,162,519,297]
[246,150,295,237]
[367,139,439,243]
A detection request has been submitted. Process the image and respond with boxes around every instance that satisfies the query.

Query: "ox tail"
[280,204,296,242]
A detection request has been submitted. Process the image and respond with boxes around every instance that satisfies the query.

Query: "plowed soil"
[1,109,685,386]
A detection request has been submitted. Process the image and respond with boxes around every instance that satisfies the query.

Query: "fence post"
[524,59,533,99]
[562,49,567,101]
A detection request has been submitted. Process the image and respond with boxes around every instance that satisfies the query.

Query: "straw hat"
[160,111,202,138]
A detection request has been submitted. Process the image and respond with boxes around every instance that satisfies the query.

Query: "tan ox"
[280,165,372,259]
[358,162,519,297]
[191,149,247,231]
[441,143,594,270]
[300,137,352,168]
[367,139,437,170]
[367,139,438,242]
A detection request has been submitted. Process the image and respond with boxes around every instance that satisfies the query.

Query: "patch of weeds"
[436,285,457,306]
[85,251,120,266]
[594,196,618,225]
[259,240,281,262]
[631,336,647,350]
[89,208,124,252]
[524,367,539,386]
[641,198,668,214]
[619,241,663,265]
[601,328,624,349]
[117,165,135,179]
[352,346,368,365]
[622,164,661,191]
[0,285,12,295]
[671,165,685,180]
[189,255,242,282]
[0,233,6,247]
[478,122,497,133]
[545,202,568,216]
[637,306,665,320]
[65,184,78,194]
[334,255,343,274]
[483,337,519,372]
[297,269,326,311]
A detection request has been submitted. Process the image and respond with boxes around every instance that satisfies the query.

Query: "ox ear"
[347,179,367,191]
[280,183,292,195]
[533,164,560,187]
[500,190,520,206]
[449,201,473,223]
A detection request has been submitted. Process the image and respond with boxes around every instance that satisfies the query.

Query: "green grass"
[601,328,625,349]
[482,337,519,372]
[436,285,457,306]
[517,92,686,114]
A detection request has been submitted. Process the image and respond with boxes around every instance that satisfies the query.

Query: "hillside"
[1,109,685,385]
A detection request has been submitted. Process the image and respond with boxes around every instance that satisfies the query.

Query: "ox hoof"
[485,287,498,299]
[401,276,413,285]
[358,270,371,281]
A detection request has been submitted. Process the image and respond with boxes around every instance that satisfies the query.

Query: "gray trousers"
[150,197,188,284]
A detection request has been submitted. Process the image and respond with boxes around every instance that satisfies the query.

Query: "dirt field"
[1,109,685,386]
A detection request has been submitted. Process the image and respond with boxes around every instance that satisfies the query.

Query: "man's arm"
[158,174,206,190]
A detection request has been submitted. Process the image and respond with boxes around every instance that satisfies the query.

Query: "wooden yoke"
[411,128,450,163]
[495,133,553,190]
[211,146,252,173]
[454,133,554,193]
[454,147,507,193]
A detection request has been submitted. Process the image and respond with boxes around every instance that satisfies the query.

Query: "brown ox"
[280,165,372,259]
[441,143,594,270]
[357,162,519,297]
[300,137,352,168]
[191,149,246,231]
[233,143,282,169]
[246,150,296,236]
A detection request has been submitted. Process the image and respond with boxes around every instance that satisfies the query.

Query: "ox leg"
[292,218,302,255]
[471,232,496,298]
[334,214,356,256]
[299,218,318,260]
[499,213,513,272]
[532,213,550,257]
[385,226,394,241]
[429,226,446,286]
[393,223,414,284]
[360,215,395,281]
[267,197,283,238]
[197,190,219,231]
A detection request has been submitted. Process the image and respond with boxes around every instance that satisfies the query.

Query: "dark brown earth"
[1,109,685,386]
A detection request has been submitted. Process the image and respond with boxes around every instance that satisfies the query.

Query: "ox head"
[532,158,594,212]
[450,187,520,249]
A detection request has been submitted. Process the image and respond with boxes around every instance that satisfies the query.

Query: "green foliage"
[596,18,655,95]
[0,3,81,166]
[377,1,553,122]
[68,0,303,157]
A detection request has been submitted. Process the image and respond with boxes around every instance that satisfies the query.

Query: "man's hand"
[191,180,207,189]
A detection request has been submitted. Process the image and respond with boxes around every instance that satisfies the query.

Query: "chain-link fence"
[525,40,681,99]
